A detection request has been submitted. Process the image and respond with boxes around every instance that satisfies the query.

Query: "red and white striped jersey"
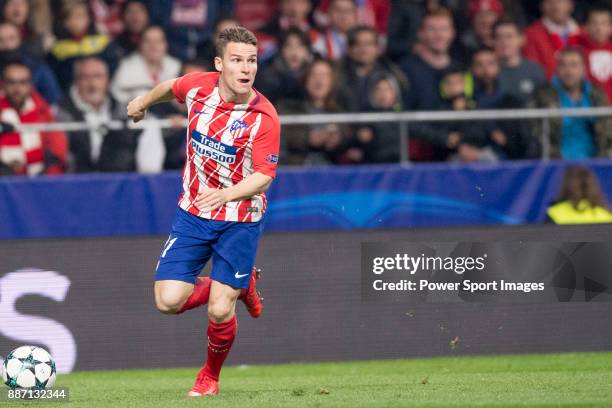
[172,71,280,222]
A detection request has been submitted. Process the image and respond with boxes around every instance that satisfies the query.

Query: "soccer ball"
[2,346,56,390]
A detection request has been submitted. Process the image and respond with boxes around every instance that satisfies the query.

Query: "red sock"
[176,276,211,314]
[202,316,237,381]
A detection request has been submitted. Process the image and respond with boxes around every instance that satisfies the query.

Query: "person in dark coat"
[56,57,165,173]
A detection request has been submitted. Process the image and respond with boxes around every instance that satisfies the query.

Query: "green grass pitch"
[4,352,612,407]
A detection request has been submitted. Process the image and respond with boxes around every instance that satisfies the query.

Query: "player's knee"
[155,294,184,315]
[208,302,232,322]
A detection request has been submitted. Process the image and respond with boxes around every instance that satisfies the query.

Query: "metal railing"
[6,107,612,163]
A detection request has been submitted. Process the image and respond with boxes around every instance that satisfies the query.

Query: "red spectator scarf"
[0,92,66,175]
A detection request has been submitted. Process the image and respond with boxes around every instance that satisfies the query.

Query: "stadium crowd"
[0,0,610,175]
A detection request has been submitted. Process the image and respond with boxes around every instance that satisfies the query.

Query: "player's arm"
[194,172,273,212]
[127,79,176,123]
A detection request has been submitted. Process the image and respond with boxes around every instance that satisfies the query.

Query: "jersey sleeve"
[172,72,201,104]
[252,113,280,178]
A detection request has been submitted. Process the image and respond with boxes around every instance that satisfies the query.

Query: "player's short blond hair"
[216,27,258,58]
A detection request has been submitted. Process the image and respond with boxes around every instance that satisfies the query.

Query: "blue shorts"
[155,207,264,289]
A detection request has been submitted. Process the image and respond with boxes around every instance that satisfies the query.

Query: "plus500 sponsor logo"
[192,130,237,164]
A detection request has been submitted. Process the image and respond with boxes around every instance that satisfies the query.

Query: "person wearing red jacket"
[0,61,67,175]
[578,5,612,102]
[523,0,583,79]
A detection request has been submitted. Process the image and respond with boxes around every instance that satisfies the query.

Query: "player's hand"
[127,95,148,123]
[195,188,231,212]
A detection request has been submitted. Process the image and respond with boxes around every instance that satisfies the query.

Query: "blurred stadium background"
[0,0,612,402]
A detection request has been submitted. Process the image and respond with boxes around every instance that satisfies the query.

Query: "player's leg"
[216,220,265,317]
[154,209,214,314]
[156,269,260,315]
[188,278,240,396]
[188,220,263,396]
[154,280,195,314]
[239,267,263,318]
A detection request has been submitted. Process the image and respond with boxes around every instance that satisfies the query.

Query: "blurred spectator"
[470,47,537,159]
[530,48,612,159]
[493,18,547,106]
[111,25,181,104]
[417,68,499,162]
[523,0,583,79]
[90,0,128,37]
[338,25,407,112]
[574,0,612,23]
[494,0,527,27]
[546,165,612,224]
[150,0,234,61]
[0,61,67,175]
[354,73,403,163]
[49,1,119,90]
[313,0,390,36]
[470,46,507,108]
[400,8,461,111]
[1,0,52,58]
[458,0,504,63]
[399,7,463,161]
[578,4,612,102]
[520,0,541,24]
[148,59,209,170]
[259,0,312,40]
[451,0,526,41]
[311,0,358,60]
[56,57,165,173]
[302,122,350,164]
[255,27,312,104]
[0,21,62,105]
[278,58,349,164]
[111,0,150,59]
[235,0,278,31]
[385,1,425,62]
[197,17,240,69]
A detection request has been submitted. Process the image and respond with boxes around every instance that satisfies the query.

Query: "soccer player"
[126,27,280,397]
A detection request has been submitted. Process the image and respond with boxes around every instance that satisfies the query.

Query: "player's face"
[216,42,258,97]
